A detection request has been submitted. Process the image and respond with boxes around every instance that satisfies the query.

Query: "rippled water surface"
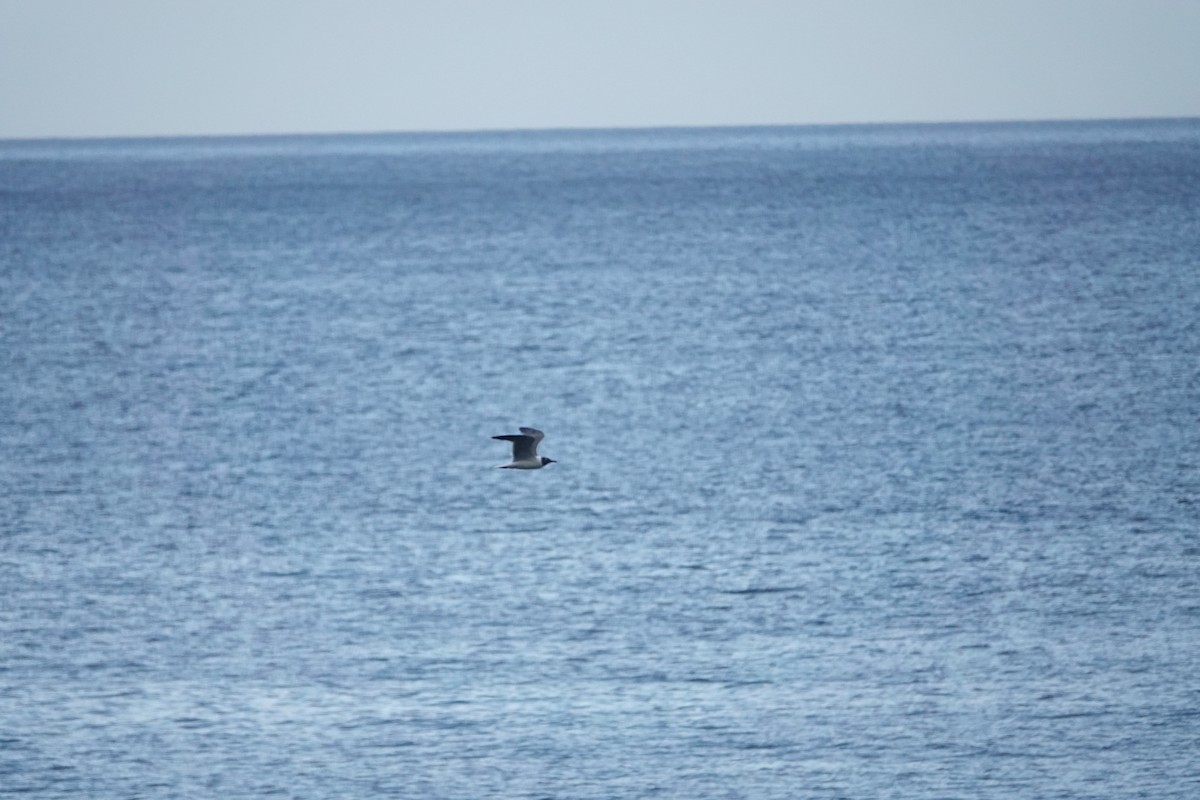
[3,121,1199,798]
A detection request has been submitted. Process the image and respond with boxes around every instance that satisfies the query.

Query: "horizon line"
[3,114,1198,146]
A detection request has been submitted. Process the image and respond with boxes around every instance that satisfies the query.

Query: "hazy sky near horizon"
[2,0,1198,139]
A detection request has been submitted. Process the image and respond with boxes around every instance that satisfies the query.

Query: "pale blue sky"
[2,0,1198,139]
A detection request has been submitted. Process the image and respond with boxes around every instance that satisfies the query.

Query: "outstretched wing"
[493,433,537,461]
[518,427,545,444]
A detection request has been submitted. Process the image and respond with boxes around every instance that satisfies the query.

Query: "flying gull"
[493,427,557,469]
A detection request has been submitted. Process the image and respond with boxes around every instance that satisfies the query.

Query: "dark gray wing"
[518,427,545,445]
[493,433,537,461]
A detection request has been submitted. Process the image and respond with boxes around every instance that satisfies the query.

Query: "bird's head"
[541,457,557,466]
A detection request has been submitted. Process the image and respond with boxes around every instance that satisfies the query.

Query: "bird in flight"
[493,427,557,469]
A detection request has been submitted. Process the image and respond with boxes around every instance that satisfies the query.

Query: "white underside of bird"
[493,427,556,469]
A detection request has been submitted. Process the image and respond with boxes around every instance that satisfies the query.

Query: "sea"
[2,119,1199,799]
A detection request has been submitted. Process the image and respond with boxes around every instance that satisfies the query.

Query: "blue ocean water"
[2,120,1199,798]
